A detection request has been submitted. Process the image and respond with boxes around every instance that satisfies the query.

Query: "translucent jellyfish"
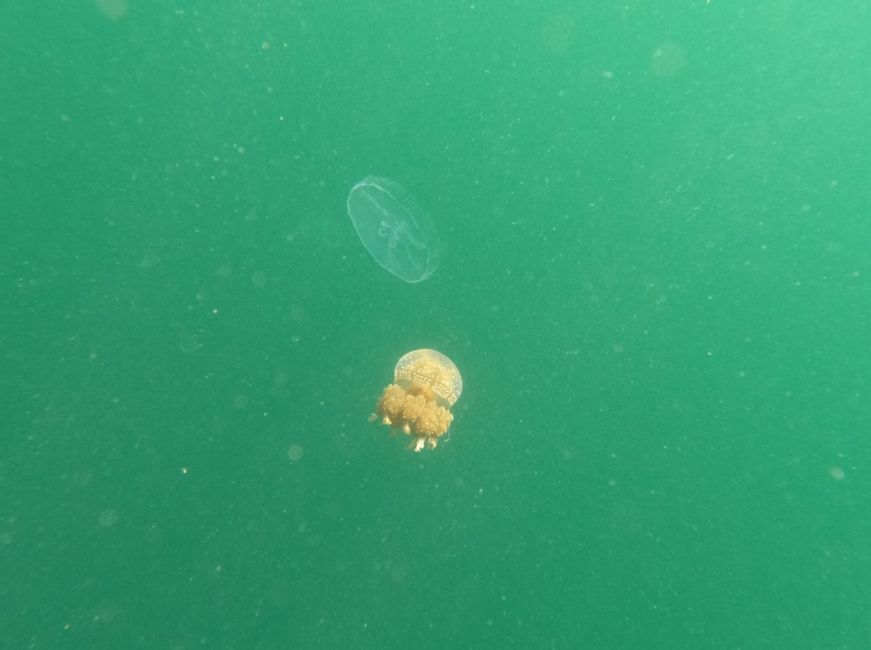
[372,349,463,452]
[347,176,440,283]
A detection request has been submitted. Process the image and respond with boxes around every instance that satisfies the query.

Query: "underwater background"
[3,1,871,648]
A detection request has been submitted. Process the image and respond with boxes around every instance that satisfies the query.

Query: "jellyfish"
[347,176,441,283]
[372,349,463,452]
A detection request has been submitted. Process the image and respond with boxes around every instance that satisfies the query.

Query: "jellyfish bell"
[374,349,463,452]
[393,349,462,406]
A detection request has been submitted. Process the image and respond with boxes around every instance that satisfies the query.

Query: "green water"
[3,2,871,648]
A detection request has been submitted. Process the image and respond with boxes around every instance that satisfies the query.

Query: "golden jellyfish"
[373,349,463,452]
